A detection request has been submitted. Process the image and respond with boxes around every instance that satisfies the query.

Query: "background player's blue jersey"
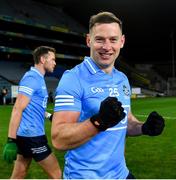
[17,67,48,137]
[54,57,131,179]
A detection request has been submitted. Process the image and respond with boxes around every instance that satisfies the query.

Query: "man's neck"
[34,64,45,75]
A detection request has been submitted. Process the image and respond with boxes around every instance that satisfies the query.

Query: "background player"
[3,46,61,179]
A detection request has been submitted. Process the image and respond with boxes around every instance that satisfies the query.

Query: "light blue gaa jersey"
[17,67,48,137]
[54,57,131,179]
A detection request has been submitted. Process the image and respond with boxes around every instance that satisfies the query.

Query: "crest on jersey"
[123,85,130,96]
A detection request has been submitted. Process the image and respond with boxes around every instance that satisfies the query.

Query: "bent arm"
[8,94,30,139]
[127,111,143,136]
[51,111,99,151]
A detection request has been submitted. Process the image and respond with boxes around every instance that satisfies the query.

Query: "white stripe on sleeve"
[19,86,34,95]
[55,95,74,106]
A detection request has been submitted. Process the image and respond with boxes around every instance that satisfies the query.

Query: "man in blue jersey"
[3,46,61,178]
[51,12,165,179]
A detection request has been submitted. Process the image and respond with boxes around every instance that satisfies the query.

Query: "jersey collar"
[84,56,102,74]
[84,56,116,75]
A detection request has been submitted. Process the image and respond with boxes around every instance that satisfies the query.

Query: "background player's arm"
[127,111,143,136]
[8,94,30,139]
[3,89,31,163]
[51,111,99,151]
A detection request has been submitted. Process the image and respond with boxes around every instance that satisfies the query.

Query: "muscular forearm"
[52,119,99,150]
[127,120,143,136]
[127,112,143,136]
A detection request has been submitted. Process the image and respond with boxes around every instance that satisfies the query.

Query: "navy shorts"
[16,135,52,162]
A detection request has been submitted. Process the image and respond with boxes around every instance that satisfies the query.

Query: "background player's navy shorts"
[16,135,52,162]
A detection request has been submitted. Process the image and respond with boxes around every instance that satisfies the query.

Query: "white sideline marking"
[135,114,176,120]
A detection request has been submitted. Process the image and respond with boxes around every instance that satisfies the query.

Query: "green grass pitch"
[0,96,176,178]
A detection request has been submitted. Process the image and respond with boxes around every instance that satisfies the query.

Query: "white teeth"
[101,53,111,58]
[100,52,111,55]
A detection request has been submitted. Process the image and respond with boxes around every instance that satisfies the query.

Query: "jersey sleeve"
[18,75,38,98]
[54,70,83,112]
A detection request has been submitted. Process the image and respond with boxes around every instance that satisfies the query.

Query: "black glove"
[3,137,18,163]
[90,97,126,131]
[142,111,165,136]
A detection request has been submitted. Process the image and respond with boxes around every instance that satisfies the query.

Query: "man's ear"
[120,35,125,48]
[40,56,45,64]
[86,34,91,47]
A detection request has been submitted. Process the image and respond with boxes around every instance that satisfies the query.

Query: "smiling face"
[86,22,125,73]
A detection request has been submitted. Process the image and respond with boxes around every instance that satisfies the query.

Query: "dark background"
[35,0,176,78]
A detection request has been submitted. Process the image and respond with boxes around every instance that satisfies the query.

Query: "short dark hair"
[33,46,56,64]
[89,11,122,32]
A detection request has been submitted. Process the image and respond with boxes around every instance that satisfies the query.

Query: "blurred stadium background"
[0,0,176,178]
[0,0,176,103]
